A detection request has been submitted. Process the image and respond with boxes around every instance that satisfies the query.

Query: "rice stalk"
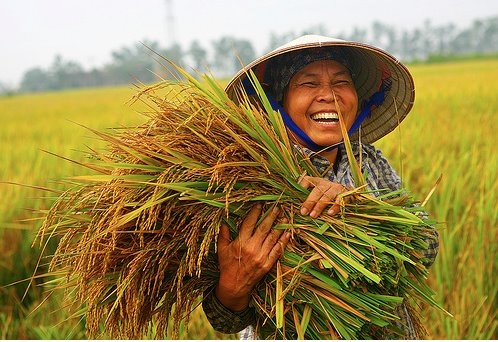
[36,62,445,339]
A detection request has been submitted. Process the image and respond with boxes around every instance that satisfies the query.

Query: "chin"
[315,137,343,147]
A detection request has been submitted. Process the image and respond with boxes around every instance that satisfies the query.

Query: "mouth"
[310,112,339,124]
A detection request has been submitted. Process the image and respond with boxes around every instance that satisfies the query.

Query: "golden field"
[0,59,496,339]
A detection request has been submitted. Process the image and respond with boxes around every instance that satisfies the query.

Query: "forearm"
[416,210,439,268]
[202,286,256,334]
[422,224,439,268]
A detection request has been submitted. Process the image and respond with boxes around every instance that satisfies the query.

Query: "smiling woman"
[204,34,438,340]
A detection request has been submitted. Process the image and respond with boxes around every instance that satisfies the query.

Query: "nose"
[315,84,335,102]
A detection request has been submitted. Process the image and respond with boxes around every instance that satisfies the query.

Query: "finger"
[311,184,347,217]
[327,199,342,216]
[328,191,350,216]
[261,216,289,253]
[218,222,232,249]
[298,175,314,189]
[261,222,285,249]
[300,185,332,216]
[239,203,263,240]
[267,231,292,265]
[309,197,334,218]
[254,205,281,238]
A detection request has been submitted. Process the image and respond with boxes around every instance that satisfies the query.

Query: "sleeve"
[416,211,439,268]
[202,286,256,334]
[362,144,402,193]
[365,144,439,268]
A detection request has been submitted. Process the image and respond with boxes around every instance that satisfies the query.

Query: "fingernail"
[300,207,309,215]
[310,210,318,218]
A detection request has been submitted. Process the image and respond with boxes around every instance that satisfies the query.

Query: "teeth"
[310,112,339,120]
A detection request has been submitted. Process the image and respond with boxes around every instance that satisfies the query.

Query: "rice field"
[0,58,497,339]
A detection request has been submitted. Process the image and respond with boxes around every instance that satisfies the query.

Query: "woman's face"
[282,59,358,147]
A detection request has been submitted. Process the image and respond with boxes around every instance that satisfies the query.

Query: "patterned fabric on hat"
[263,48,354,103]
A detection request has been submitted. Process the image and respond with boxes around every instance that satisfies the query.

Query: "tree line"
[9,16,498,94]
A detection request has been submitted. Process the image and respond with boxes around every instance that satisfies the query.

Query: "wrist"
[215,281,251,312]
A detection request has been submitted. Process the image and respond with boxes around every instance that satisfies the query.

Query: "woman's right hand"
[215,203,291,312]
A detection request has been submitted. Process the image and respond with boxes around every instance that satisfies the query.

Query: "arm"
[297,145,440,267]
[202,204,291,333]
[202,285,256,334]
[203,180,351,333]
[366,144,439,268]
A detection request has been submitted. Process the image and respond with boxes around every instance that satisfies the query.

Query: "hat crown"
[271,35,347,51]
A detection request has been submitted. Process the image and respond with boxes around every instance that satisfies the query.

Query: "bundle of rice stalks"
[37,62,443,339]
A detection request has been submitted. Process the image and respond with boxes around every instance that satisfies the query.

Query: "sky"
[1,0,497,87]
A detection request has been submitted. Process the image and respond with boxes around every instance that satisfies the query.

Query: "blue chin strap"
[242,76,391,152]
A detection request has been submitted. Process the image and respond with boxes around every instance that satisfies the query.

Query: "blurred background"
[1,0,497,94]
[0,0,497,339]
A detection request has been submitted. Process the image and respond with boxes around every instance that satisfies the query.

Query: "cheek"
[283,89,307,116]
[340,91,359,128]
[346,91,359,115]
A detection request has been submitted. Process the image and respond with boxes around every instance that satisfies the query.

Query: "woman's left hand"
[298,176,347,218]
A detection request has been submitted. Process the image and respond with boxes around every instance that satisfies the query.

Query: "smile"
[310,112,339,123]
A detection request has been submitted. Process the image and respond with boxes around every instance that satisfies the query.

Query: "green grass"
[0,58,497,339]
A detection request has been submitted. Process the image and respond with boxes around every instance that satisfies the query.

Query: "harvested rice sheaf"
[38,66,443,339]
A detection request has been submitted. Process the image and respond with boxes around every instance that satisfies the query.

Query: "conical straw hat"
[226,35,415,144]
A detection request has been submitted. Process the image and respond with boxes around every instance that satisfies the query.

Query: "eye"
[335,78,350,84]
[332,79,353,87]
[299,81,319,87]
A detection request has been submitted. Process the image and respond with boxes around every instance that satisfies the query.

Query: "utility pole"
[165,0,176,46]
[155,0,177,81]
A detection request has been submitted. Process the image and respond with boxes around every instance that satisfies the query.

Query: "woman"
[202,35,439,339]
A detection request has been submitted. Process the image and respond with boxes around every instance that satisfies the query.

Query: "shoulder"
[355,143,386,161]
[350,143,392,169]
[353,143,401,191]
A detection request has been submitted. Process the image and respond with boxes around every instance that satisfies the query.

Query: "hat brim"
[225,35,415,144]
